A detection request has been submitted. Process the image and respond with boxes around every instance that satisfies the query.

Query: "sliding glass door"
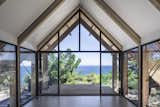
[39,52,119,95]
[40,53,58,95]
[0,42,16,107]
[38,10,121,95]
[20,48,36,105]
[60,52,100,95]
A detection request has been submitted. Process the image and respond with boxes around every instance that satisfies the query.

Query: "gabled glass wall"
[40,53,58,95]
[142,40,160,107]
[20,48,36,105]
[59,52,100,95]
[0,41,16,107]
[38,10,121,96]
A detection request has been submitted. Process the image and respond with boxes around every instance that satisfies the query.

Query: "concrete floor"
[24,96,136,107]
[41,85,117,95]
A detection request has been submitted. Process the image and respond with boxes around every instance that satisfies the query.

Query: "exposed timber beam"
[80,7,123,50]
[37,6,80,50]
[81,20,113,51]
[0,0,6,6]
[94,0,141,45]
[18,0,64,45]
[46,20,79,51]
[150,0,160,11]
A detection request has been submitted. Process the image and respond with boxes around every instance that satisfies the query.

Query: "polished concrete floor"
[24,96,136,107]
[42,85,116,95]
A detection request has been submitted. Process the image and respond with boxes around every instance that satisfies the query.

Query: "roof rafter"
[17,0,64,45]
[150,0,160,12]
[37,6,80,50]
[81,20,113,51]
[44,20,79,51]
[80,7,123,50]
[94,0,141,45]
[38,6,123,51]
[0,0,6,6]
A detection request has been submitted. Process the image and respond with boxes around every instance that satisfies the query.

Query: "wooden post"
[112,53,118,90]
[10,71,16,107]
[41,54,48,91]
[31,63,36,97]
[123,53,128,96]
[142,46,149,107]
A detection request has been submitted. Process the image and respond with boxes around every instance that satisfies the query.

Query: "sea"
[76,66,112,75]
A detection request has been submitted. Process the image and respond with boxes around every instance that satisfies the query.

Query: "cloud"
[20,61,31,67]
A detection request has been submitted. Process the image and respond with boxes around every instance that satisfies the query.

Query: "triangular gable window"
[59,25,79,51]
[40,10,120,52]
[80,24,100,51]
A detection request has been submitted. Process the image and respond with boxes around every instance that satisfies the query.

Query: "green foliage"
[65,72,100,85]
[102,72,112,87]
[24,75,31,84]
[128,60,138,89]
[48,51,81,84]
[128,69,138,89]
[0,74,10,86]
[47,51,112,86]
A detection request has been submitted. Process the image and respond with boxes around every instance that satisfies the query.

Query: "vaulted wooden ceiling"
[0,0,160,51]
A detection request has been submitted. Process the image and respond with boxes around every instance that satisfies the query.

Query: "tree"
[48,49,81,84]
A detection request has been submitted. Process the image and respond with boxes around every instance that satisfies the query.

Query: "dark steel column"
[58,31,60,95]
[139,45,143,107]
[16,46,20,107]
[119,51,124,95]
[35,52,39,96]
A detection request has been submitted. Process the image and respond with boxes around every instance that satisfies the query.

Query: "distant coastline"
[77,65,112,75]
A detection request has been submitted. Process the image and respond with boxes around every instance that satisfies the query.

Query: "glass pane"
[125,48,139,105]
[80,24,100,51]
[41,34,58,51]
[60,52,100,95]
[101,33,119,51]
[0,42,15,51]
[20,48,31,52]
[20,52,35,105]
[101,44,109,51]
[113,54,120,93]
[101,53,113,94]
[59,25,79,51]
[40,53,58,94]
[0,52,16,107]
